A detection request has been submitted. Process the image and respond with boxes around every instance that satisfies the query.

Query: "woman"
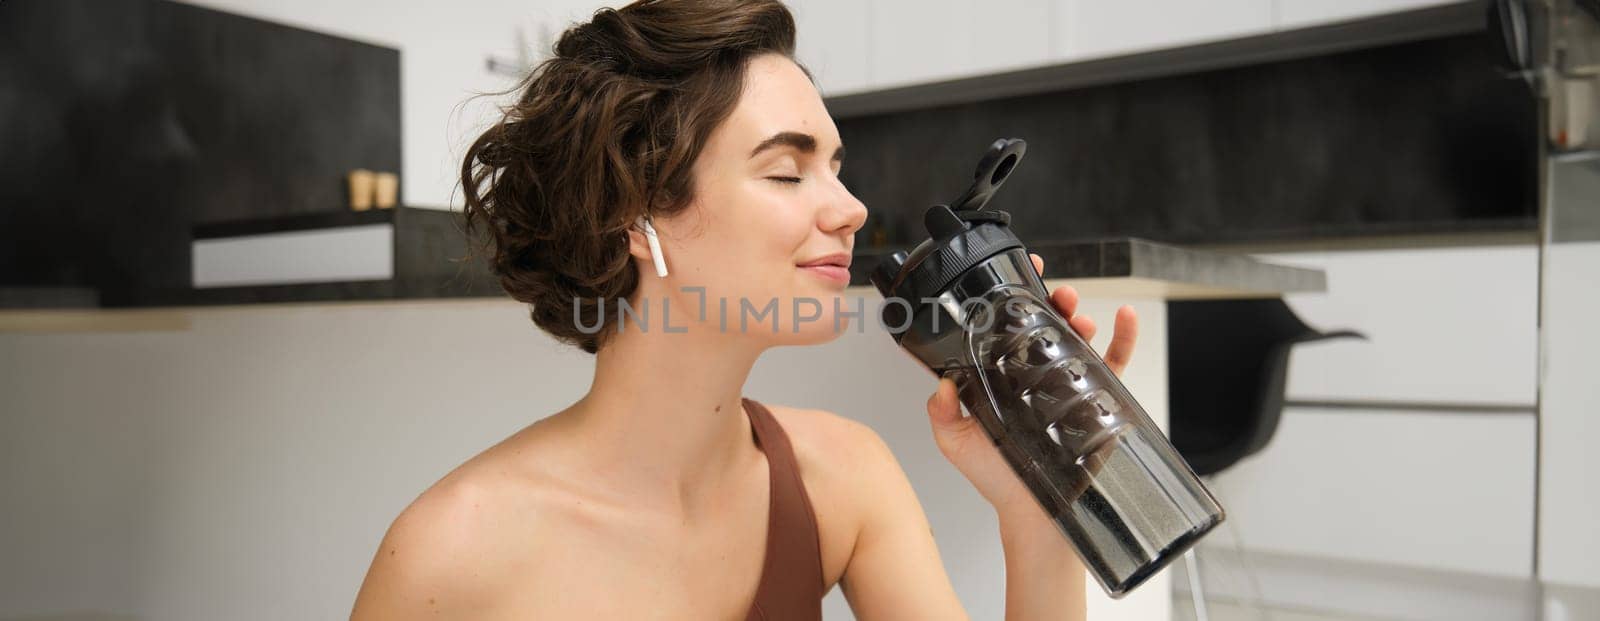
[351,1,1138,619]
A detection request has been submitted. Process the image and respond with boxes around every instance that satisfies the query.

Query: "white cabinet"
[1273,0,1468,31]
[1209,406,1536,578]
[856,0,1057,90]
[1209,244,1539,582]
[866,0,977,89]
[788,0,872,96]
[969,0,1053,75]
[1255,245,1540,407]
[863,0,1053,90]
[1052,0,1274,61]
[796,0,1473,97]
[531,0,1475,100]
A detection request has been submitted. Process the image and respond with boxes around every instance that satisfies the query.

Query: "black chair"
[1166,298,1362,621]
[1168,298,1364,476]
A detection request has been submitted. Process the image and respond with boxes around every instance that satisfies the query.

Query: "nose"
[818,176,868,238]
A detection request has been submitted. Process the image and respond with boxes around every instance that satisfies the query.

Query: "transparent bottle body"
[948,284,1224,598]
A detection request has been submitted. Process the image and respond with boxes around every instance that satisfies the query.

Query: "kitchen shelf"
[161,205,502,307]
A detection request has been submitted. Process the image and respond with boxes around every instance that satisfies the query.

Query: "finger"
[1103,305,1139,375]
[1069,313,1097,343]
[926,377,963,429]
[1049,284,1079,319]
[1030,253,1044,276]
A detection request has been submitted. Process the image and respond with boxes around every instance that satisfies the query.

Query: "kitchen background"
[2,1,1596,620]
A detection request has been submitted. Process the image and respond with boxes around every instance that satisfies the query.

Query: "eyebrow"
[748,131,846,163]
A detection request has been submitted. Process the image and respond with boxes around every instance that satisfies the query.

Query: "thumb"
[926,377,963,428]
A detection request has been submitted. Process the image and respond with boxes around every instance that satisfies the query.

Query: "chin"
[767,290,856,347]
[777,316,851,346]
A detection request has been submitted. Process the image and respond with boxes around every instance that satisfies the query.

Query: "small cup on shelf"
[347,169,376,211]
[373,172,398,209]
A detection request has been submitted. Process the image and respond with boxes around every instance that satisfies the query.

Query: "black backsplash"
[0,0,400,306]
[836,33,1539,248]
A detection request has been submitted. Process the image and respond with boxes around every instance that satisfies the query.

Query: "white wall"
[1,299,589,620]
[0,289,1171,621]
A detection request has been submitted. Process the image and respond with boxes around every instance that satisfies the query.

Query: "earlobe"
[637,216,668,278]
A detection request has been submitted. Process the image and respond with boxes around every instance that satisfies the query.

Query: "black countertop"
[850,237,1325,299]
[155,235,1323,308]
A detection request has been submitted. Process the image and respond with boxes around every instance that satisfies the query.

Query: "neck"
[560,302,767,516]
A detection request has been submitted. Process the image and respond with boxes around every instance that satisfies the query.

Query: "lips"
[797,252,852,269]
[798,252,852,286]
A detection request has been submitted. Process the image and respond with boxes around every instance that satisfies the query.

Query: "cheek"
[685,180,815,291]
[757,193,814,252]
[727,186,813,266]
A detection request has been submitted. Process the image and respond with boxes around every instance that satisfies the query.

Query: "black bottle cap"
[871,138,1028,304]
[872,212,1023,303]
[868,249,910,294]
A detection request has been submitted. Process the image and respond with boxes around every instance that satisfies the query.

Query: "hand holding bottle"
[924,252,1139,516]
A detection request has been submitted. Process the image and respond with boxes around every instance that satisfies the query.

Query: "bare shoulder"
[757,401,947,603]
[761,402,899,477]
[350,455,550,619]
[758,402,916,530]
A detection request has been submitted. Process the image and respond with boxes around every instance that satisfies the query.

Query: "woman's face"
[642,53,868,347]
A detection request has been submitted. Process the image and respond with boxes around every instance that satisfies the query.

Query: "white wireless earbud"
[638,215,668,278]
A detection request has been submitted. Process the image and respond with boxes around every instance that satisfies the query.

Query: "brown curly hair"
[459,0,804,354]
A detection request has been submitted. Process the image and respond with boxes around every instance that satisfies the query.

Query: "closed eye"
[767,176,803,185]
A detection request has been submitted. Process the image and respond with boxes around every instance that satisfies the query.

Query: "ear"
[626,216,669,278]
[626,218,654,264]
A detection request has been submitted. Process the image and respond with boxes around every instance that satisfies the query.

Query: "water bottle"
[869,139,1225,598]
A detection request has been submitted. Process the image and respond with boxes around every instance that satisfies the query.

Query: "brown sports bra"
[740,397,825,621]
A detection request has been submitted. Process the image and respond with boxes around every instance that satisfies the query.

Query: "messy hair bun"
[460,0,801,354]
